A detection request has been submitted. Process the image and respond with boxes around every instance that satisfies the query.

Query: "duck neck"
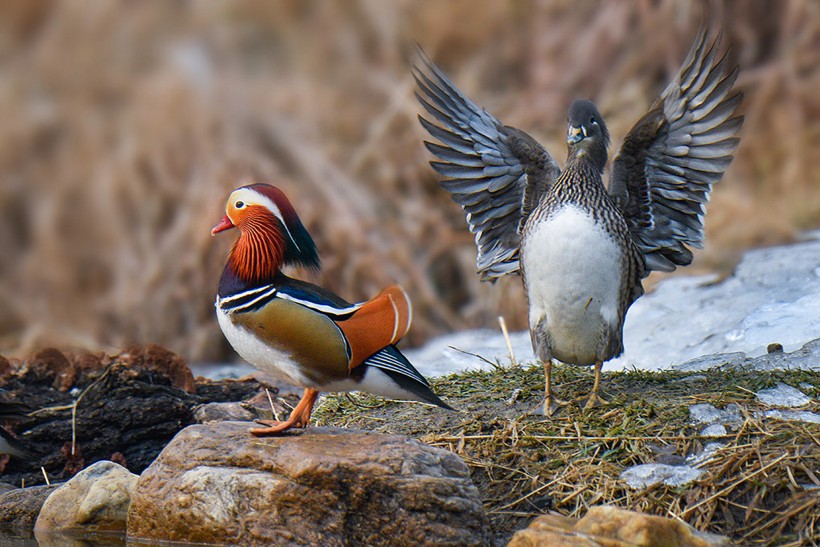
[566,141,607,175]
[218,224,285,296]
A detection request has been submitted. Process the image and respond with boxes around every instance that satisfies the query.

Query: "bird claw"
[250,418,307,436]
[580,392,609,410]
[529,395,571,416]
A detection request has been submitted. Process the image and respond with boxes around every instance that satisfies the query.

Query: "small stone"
[508,505,730,546]
[756,383,811,407]
[34,460,138,537]
[767,343,784,353]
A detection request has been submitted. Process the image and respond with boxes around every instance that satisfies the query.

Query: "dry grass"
[0,1,818,361]
[313,362,820,545]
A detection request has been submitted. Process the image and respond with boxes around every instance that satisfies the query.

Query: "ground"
[312,360,820,546]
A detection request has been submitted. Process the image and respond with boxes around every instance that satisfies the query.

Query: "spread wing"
[608,28,744,273]
[413,48,561,281]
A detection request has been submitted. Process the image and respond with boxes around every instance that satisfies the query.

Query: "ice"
[759,409,820,425]
[405,328,535,378]
[689,403,742,426]
[756,383,812,407]
[620,463,703,489]
[699,424,727,437]
[609,234,820,371]
[192,235,820,379]
[407,234,820,377]
[686,442,725,466]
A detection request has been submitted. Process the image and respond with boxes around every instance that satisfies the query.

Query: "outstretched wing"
[608,28,743,273]
[413,48,561,281]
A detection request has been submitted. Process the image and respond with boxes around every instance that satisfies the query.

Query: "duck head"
[213,183,319,287]
[566,99,610,172]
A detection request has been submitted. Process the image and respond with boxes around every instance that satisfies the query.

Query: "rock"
[34,460,137,536]
[508,506,730,546]
[193,401,255,423]
[0,484,59,538]
[127,422,489,545]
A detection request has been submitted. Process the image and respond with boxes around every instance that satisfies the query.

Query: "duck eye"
[235,201,245,209]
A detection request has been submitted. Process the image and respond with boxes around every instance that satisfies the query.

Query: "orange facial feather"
[227,206,287,285]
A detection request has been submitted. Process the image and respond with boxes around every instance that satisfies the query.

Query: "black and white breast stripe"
[218,285,365,320]
[218,284,278,314]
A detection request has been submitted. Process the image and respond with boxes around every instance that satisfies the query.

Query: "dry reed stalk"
[0,1,816,362]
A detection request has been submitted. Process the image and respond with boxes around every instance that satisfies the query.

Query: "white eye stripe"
[230,188,302,251]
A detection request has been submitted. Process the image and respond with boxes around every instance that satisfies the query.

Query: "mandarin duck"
[414,28,743,414]
[212,183,451,435]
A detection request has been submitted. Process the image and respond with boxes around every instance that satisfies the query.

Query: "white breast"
[215,303,313,387]
[521,205,623,365]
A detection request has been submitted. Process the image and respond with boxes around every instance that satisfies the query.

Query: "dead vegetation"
[314,363,820,545]
[0,1,818,360]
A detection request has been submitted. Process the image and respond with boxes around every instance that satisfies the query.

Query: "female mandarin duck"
[414,28,743,414]
[212,183,451,435]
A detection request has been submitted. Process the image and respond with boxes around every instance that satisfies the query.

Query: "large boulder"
[127,422,489,546]
[34,460,138,537]
[507,506,729,547]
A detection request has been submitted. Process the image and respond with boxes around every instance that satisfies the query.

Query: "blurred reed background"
[0,1,817,362]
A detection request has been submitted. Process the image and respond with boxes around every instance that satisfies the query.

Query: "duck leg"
[251,388,319,436]
[542,359,570,415]
[582,360,608,410]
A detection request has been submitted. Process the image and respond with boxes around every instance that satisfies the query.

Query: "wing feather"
[609,28,743,272]
[414,47,560,281]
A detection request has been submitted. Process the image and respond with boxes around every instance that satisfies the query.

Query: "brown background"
[0,1,817,362]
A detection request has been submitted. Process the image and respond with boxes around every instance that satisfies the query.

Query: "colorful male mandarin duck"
[414,28,743,414]
[212,183,451,435]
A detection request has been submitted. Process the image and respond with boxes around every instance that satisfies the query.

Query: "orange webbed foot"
[250,388,319,437]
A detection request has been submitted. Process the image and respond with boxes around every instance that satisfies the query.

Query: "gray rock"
[127,422,489,546]
[193,401,255,423]
[34,460,137,536]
